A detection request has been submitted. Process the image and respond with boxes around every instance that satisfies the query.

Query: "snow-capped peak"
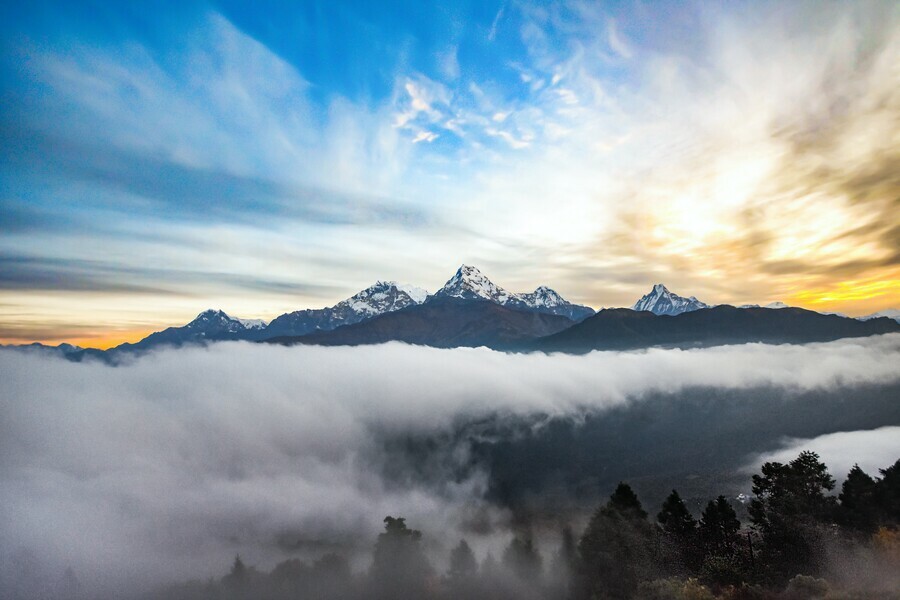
[632,284,709,316]
[520,286,566,308]
[435,264,517,303]
[192,309,232,323]
[235,317,268,329]
[859,308,900,323]
[432,265,594,320]
[393,282,429,304]
[765,301,790,309]
[189,310,265,331]
[334,280,428,317]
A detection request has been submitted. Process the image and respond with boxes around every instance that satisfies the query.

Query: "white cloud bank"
[749,426,900,483]
[1,334,899,595]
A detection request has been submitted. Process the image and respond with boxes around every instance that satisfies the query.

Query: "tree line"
[159,452,900,600]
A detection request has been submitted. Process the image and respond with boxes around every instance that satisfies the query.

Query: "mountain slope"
[632,283,709,316]
[264,280,427,337]
[115,309,267,351]
[533,305,900,353]
[266,297,575,349]
[860,308,900,323]
[434,264,517,304]
[433,265,593,320]
[1,342,84,358]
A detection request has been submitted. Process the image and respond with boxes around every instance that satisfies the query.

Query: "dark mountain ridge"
[265,296,576,349]
[532,305,900,353]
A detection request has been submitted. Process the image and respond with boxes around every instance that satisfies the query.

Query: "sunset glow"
[1,1,897,347]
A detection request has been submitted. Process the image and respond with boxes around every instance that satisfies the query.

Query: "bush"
[783,574,829,599]
[636,577,716,600]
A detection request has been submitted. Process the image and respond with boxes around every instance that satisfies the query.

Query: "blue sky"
[1,1,898,345]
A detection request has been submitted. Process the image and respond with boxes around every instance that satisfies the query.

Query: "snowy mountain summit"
[264,280,428,338]
[434,265,519,304]
[116,309,270,350]
[521,286,568,309]
[433,265,594,320]
[331,281,428,318]
[632,284,709,316]
[859,308,900,324]
[188,309,267,334]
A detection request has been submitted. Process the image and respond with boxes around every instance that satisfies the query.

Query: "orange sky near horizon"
[1,2,897,351]
[2,275,897,350]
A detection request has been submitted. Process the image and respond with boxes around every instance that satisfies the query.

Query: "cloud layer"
[749,426,900,482]
[2,335,899,595]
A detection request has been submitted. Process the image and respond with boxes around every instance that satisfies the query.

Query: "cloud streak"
[1,2,898,344]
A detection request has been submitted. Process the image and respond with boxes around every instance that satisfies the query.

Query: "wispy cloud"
[606,18,632,59]
[488,5,506,41]
[0,1,898,343]
[438,1,900,312]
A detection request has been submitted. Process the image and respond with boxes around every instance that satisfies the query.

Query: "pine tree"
[658,490,697,538]
[223,554,248,591]
[656,490,699,577]
[876,459,900,524]
[448,539,477,579]
[502,534,542,582]
[609,482,649,520]
[446,538,479,598]
[699,496,740,557]
[838,464,879,532]
[749,451,836,531]
[231,554,246,579]
[371,516,432,599]
[748,451,836,580]
[579,482,654,599]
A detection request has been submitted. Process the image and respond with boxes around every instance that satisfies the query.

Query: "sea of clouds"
[2,335,899,596]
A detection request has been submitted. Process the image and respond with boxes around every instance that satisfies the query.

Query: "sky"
[1,0,898,348]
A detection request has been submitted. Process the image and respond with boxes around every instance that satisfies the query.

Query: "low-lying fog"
[2,334,899,597]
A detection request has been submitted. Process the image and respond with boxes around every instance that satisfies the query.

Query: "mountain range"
[4,265,898,359]
[269,296,575,349]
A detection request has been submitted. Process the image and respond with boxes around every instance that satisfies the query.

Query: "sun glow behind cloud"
[0,1,897,346]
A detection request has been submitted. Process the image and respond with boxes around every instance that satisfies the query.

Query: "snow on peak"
[521,286,566,308]
[436,264,516,303]
[765,301,790,309]
[859,308,900,323]
[192,309,232,324]
[394,282,429,304]
[432,265,593,319]
[632,284,709,316]
[190,309,266,331]
[334,280,427,317]
[235,318,268,329]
